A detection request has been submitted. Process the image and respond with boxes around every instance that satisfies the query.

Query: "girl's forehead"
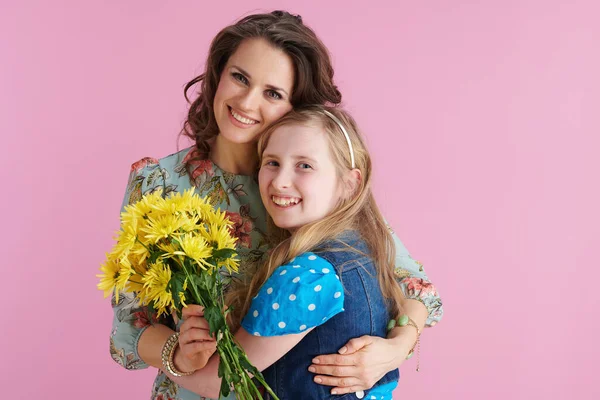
[274,120,325,136]
[270,122,326,144]
[264,123,332,158]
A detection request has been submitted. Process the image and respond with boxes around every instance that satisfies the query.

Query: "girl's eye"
[266,90,282,100]
[232,72,249,85]
[298,163,312,169]
[264,160,279,167]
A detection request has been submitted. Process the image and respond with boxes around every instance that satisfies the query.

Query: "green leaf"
[217,356,225,378]
[204,305,225,337]
[220,376,230,397]
[211,248,237,261]
[231,370,241,384]
[239,354,260,376]
[148,250,161,265]
[147,301,157,318]
[168,272,186,313]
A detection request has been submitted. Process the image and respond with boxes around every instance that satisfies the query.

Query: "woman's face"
[213,38,295,146]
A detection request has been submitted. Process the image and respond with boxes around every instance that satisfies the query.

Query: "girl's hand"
[309,334,407,395]
[173,305,218,373]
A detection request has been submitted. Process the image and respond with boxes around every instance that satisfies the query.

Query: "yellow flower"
[177,278,189,307]
[126,273,147,300]
[177,233,212,267]
[133,190,159,215]
[179,290,188,308]
[97,258,121,300]
[179,212,201,233]
[117,258,135,292]
[184,188,209,212]
[130,243,150,270]
[110,223,137,261]
[142,213,186,244]
[219,257,240,274]
[202,223,237,250]
[120,207,143,235]
[163,189,199,215]
[142,260,174,316]
[206,208,232,229]
[100,188,240,314]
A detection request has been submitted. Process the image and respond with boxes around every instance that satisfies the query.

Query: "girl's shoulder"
[241,252,345,337]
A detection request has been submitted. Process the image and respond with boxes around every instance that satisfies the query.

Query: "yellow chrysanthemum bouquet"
[98,188,277,399]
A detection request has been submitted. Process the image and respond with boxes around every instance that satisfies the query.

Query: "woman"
[110,10,443,400]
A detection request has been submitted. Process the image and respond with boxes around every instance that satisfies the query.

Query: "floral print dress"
[109,147,444,400]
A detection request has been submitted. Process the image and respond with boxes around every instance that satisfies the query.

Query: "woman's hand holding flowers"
[174,306,218,373]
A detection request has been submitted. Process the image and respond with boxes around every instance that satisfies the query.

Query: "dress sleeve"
[109,158,161,370]
[241,253,344,337]
[389,225,444,327]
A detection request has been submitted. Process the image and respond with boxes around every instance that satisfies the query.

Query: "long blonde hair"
[227,106,404,329]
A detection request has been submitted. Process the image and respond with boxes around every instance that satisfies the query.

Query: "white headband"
[322,110,356,169]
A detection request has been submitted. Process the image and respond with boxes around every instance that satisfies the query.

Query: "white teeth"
[230,108,257,125]
[272,196,300,207]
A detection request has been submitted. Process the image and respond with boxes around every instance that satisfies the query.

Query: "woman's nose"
[237,87,262,113]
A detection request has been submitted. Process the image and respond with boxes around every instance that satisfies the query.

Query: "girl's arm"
[170,324,311,398]
[171,256,344,397]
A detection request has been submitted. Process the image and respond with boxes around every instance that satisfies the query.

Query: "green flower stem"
[176,259,278,399]
[224,334,259,399]
[220,337,249,397]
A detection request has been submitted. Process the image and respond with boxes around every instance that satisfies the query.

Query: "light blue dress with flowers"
[109,146,443,400]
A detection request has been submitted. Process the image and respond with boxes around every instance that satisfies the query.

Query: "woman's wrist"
[137,323,177,369]
[162,332,195,377]
[172,342,195,375]
[388,326,417,361]
[387,313,422,371]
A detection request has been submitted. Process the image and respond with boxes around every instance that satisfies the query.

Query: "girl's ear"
[342,168,362,199]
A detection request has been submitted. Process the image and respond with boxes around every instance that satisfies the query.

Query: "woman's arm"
[109,158,176,370]
[310,227,442,394]
[390,227,443,326]
[110,291,163,369]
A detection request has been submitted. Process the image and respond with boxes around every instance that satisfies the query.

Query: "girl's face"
[259,123,345,232]
[213,38,295,146]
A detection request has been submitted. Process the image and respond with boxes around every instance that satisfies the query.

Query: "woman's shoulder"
[127,146,196,176]
[122,147,197,207]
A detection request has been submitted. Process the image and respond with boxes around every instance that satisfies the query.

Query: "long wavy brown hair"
[226,106,405,330]
[181,10,342,163]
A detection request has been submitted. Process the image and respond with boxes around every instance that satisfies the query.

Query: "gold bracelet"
[161,332,194,377]
[397,315,422,372]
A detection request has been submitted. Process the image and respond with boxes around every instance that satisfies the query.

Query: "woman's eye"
[298,163,312,169]
[266,90,282,100]
[265,160,279,167]
[232,72,249,85]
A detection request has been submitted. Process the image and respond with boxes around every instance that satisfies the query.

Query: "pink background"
[1,1,598,398]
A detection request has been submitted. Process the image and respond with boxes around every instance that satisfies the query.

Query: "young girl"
[170,106,417,399]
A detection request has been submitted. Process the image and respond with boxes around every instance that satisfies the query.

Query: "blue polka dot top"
[241,252,345,336]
